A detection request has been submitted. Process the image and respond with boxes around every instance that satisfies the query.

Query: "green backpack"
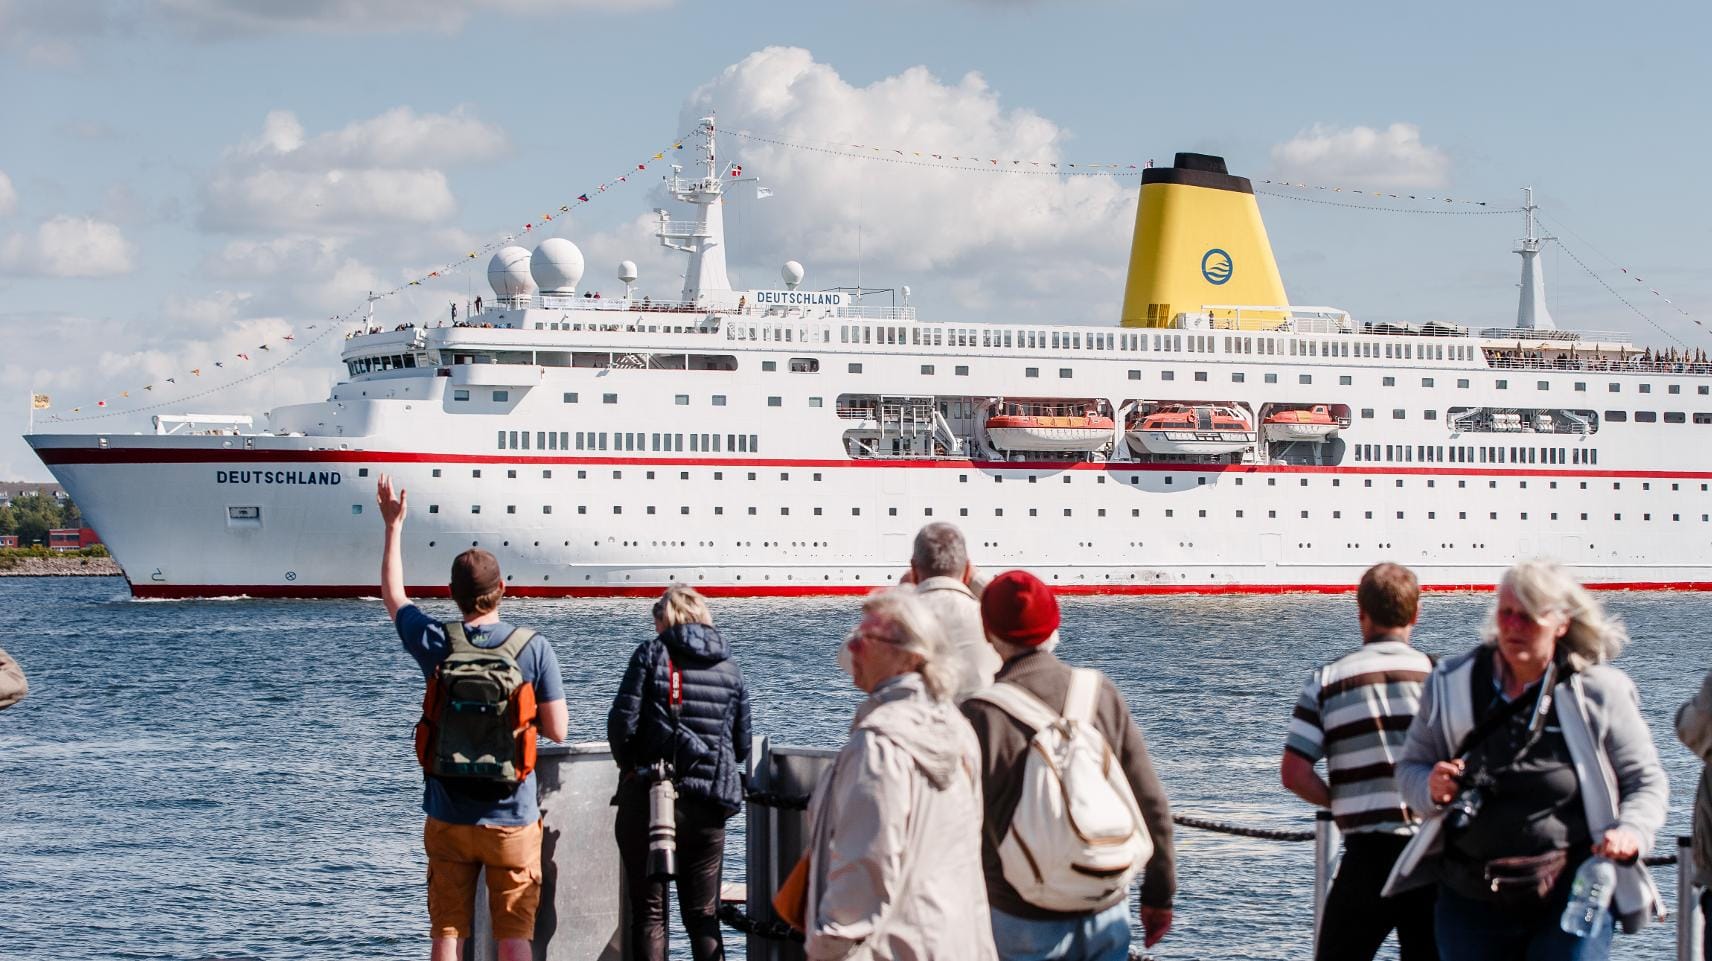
[414,624,540,797]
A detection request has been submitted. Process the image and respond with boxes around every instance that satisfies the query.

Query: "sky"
[2,0,1709,481]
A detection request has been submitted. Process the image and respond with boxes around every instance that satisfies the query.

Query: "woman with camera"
[1385,560,1667,960]
[800,588,996,960]
[608,586,752,961]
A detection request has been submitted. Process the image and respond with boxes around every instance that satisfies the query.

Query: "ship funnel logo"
[1201,248,1233,286]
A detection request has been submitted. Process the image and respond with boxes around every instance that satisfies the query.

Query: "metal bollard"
[1312,810,1340,952]
[1680,835,1700,961]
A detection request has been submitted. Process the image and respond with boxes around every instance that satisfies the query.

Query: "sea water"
[0,576,1705,960]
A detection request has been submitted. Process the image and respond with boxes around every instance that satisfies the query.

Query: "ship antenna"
[1515,186,1557,331]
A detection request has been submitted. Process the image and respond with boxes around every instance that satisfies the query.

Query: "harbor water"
[0,575,1705,960]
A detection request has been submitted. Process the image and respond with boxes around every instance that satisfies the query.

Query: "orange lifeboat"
[986,402,1115,452]
[1261,404,1345,442]
[1127,403,1254,455]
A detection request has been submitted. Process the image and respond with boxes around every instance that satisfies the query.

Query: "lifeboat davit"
[1262,405,1344,442]
[986,405,1115,452]
[1127,403,1254,455]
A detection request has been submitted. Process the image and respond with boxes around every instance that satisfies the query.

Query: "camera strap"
[1454,657,1560,760]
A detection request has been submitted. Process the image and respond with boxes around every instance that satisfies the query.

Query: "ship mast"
[656,116,733,305]
[1515,186,1557,331]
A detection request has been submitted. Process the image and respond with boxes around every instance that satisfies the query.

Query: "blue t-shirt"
[397,604,566,826]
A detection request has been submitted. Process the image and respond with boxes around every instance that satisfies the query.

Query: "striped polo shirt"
[1285,636,1433,835]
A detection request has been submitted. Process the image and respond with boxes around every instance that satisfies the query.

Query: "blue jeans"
[990,902,1131,961]
[1434,885,1613,961]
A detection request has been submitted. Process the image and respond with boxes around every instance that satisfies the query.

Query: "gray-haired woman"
[803,588,997,961]
[1386,560,1668,960]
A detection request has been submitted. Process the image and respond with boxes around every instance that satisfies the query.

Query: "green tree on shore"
[0,493,79,547]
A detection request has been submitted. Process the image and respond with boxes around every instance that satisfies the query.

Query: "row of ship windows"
[495,431,761,453]
[350,465,1708,495]
[348,501,1712,525]
[1352,445,1596,466]
[824,325,1478,365]
[443,372,1712,400]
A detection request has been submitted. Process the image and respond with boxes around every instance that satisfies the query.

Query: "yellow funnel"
[1119,153,1288,328]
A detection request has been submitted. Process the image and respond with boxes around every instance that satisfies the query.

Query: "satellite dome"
[487,246,536,299]
[781,260,805,290]
[530,238,585,294]
[618,260,638,284]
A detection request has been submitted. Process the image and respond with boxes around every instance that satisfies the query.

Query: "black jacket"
[607,623,752,814]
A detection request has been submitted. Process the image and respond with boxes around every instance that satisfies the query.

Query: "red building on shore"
[48,528,101,551]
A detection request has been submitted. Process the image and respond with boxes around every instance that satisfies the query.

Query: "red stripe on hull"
[33,446,1712,480]
[121,581,1712,600]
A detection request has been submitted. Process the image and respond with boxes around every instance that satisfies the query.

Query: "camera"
[1442,783,1485,833]
[645,760,678,880]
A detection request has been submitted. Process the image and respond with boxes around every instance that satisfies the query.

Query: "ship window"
[766,396,782,407]
[1635,411,1657,423]
[1383,376,1396,386]
[1574,382,1586,392]
[1265,373,1278,384]
[1026,367,1040,378]
[1231,372,1245,383]
[535,431,545,449]
[1605,411,1628,422]
[762,361,777,372]
[1339,375,1352,386]
[563,392,578,404]
[1496,380,1508,390]
[1666,411,1686,423]
[921,364,935,375]
[498,431,508,449]
[1671,385,1682,394]
[560,432,569,450]
[1424,410,1438,420]
[1702,386,1710,395]
[790,357,819,372]
[1422,377,1434,388]
[1393,409,1406,419]
[427,505,438,514]
[1609,383,1620,392]
[1300,374,1312,385]
[1060,368,1073,379]
[1696,413,1712,425]
[1193,371,1207,382]
[1161,371,1175,381]
[1641,384,1652,393]
[674,394,689,406]
[955,365,970,376]
[1457,378,1470,388]
[453,389,470,401]
[603,393,618,404]
[809,397,823,408]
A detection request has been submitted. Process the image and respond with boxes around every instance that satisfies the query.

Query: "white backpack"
[969,669,1152,911]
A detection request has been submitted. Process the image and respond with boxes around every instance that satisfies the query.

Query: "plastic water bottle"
[1560,856,1617,937]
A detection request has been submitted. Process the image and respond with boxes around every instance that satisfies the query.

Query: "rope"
[1170,814,1315,842]
[718,903,804,943]
[1255,188,1522,216]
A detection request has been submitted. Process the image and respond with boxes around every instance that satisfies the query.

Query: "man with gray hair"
[908,522,1000,700]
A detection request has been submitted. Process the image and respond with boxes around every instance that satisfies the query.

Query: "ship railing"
[1483,353,1712,376]
[1477,326,1631,344]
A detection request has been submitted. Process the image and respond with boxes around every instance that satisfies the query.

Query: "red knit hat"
[981,570,1060,646]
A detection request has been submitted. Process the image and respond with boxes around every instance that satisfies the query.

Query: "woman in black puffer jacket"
[608,585,751,961]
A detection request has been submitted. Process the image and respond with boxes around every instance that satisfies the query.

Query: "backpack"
[968,668,1152,911]
[414,623,539,797]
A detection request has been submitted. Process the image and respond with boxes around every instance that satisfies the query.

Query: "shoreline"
[0,556,123,577]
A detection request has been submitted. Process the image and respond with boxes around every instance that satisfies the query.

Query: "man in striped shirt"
[1282,562,1437,961]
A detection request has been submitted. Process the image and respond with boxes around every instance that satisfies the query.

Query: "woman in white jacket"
[1385,560,1668,960]
[804,588,998,961]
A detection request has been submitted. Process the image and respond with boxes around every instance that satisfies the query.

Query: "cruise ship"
[27,119,1712,598]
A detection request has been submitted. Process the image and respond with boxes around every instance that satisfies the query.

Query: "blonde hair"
[653,584,712,629]
[861,587,956,700]
[1481,559,1627,669]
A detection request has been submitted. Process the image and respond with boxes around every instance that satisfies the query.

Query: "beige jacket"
[0,646,26,711]
[805,673,998,961]
[913,577,1000,701]
[1676,669,1712,886]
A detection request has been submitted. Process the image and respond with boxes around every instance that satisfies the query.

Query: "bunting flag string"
[725,129,1145,177]
[1533,212,1699,326]
[1254,179,1508,210]
[44,129,701,421]
[1255,187,1521,216]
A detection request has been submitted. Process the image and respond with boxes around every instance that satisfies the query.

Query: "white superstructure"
[26,126,1712,598]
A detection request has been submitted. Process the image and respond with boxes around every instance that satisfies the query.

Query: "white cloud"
[666,47,1135,322]
[0,170,16,217]
[1269,122,1450,189]
[198,107,508,232]
[0,215,136,276]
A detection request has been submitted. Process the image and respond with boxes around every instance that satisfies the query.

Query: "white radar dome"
[529,238,585,293]
[487,246,537,299]
[618,260,638,284]
[781,260,805,290]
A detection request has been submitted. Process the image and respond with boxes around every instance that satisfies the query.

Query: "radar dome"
[487,246,537,298]
[781,260,805,290]
[618,260,638,284]
[530,238,585,293]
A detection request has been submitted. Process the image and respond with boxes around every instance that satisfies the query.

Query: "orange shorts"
[423,816,544,941]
